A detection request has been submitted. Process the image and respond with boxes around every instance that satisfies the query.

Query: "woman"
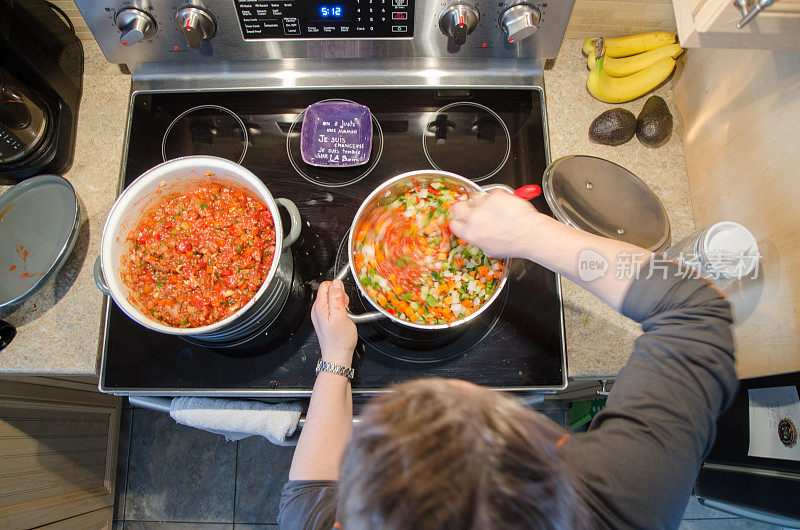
[278,190,737,529]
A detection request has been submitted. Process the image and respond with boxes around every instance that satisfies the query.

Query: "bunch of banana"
[583,33,684,104]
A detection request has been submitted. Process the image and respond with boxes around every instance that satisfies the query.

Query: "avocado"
[588,108,637,146]
[636,96,673,148]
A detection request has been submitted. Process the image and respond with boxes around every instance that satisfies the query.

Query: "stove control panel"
[233,0,415,39]
[74,0,574,65]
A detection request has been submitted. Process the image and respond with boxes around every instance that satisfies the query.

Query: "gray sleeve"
[278,480,338,530]
[566,259,738,530]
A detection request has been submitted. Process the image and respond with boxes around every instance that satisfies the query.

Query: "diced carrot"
[354,253,366,268]
[403,307,417,321]
[392,285,403,295]
[476,281,485,291]
[478,265,489,278]
[376,248,385,262]
[441,307,452,316]
[462,299,473,309]
[377,293,388,307]
[455,258,465,267]
[457,238,468,246]
[443,296,453,305]
[446,280,455,290]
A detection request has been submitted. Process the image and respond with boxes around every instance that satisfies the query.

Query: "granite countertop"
[545,40,695,378]
[0,40,130,374]
[0,39,694,379]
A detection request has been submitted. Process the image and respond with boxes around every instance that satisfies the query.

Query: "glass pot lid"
[542,155,671,251]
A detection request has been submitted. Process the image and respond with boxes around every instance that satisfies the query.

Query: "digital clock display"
[309,3,350,21]
[320,5,343,17]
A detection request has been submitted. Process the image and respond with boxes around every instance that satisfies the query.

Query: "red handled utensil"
[513,184,542,200]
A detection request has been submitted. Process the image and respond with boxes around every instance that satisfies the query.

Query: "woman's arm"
[452,190,737,528]
[450,190,651,311]
[289,279,358,481]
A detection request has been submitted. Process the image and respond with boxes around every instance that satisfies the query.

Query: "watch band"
[315,359,354,380]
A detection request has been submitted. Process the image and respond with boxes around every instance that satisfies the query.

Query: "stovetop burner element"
[287,99,384,188]
[423,102,511,182]
[162,105,248,164]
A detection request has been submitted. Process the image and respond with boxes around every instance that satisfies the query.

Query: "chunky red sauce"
[121,180,276,328]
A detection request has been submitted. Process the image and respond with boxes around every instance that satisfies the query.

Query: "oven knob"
[499,4,541,43]
[439,5,479,46]
[115,8,157,47]
[175,6,217,49]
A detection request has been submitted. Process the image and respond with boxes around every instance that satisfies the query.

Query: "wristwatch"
[315,359,354,380]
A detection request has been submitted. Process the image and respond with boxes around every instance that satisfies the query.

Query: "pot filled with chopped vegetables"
[95,155,302,342]
[340,170,511,330]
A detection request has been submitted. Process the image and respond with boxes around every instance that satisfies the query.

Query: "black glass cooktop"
[100,88,566,395]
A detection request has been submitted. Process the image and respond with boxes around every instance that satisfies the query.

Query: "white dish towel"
[170,397,302,444]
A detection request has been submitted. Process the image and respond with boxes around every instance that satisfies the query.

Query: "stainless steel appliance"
[0,0,83,181]
[76,0,575,397]
[0,66,49,165]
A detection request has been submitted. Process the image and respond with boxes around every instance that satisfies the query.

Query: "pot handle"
[481,183,514,194]
[334,266,386,323]
[481,183,543,200]
[276,198,302,248]
[93,257,112,296]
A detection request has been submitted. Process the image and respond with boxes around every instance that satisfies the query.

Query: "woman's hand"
[449,190,543,259]
[311,279,358,368]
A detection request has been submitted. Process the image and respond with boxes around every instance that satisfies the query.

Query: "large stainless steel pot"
[94,155,301,342]
[338,170,512,330]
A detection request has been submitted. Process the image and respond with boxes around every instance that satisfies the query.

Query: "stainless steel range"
[76,0,575,397]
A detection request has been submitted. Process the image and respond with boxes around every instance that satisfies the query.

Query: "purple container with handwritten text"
[300,101,373,167]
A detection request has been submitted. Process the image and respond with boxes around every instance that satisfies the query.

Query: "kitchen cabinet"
[673,0,800,49]
[674,47,800,378]
[0,376,120,529]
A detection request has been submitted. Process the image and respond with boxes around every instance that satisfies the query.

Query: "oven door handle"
[127,396,321,446]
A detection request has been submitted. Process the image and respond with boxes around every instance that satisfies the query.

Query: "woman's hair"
[337,378,587,530]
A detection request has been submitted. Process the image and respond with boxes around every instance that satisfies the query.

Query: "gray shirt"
[278,260,738,529]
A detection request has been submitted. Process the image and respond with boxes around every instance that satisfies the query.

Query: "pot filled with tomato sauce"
[95,155,301,342]
[338,170,512,331]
